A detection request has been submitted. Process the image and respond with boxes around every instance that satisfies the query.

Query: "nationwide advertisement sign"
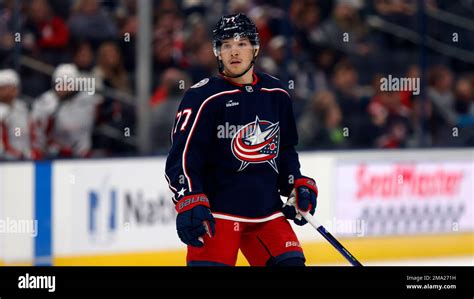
[53,158,183,256]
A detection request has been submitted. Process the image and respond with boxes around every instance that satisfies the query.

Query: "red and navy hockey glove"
[282,176,318,226]
[175,193,216,247]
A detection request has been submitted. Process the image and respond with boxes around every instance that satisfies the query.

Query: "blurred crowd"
[0,0,473,160]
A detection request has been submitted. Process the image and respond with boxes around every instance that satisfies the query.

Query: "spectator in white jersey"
[0,69,39,160]
[31,64,100,158]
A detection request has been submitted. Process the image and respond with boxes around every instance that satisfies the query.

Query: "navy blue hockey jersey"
[165,72,302,221]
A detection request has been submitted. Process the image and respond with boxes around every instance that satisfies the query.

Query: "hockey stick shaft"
[285,195,362,266]
[301,212,363,266]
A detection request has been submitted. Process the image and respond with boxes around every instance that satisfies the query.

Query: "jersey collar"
[219,72,259,88]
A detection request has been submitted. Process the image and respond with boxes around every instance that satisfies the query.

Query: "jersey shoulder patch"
[190,78,209,89]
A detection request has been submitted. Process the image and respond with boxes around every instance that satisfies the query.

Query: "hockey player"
[0,69,39,160]
[31,64,100,158]
[165,13,318,266]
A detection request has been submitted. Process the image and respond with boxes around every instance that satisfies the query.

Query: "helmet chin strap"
[219,49,258,79]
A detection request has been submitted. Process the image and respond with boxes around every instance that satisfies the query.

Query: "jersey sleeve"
[278,92,303,197]
[165,89,217,204]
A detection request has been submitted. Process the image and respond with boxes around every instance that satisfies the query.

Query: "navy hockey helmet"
[212,13,260,78]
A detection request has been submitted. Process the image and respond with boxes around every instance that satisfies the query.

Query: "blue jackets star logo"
[231,116,280,173]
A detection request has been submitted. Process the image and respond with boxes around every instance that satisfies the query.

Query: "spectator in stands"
[228,0,252,15]
[20,0,70,97]
[153,34,182,87]
[312,47,336,90]
[157,0,180,14]
[330,61,365,128]
[73,40,95,76]
[291,0,324,51]
[427,65,458,145]
[91,41,134,156]
[114,0,138,72]
[259,35,287,77]
[93,41,131,93]
[297,90,348,149]
[247,6,273,49]
[366,89,411,148]
[372,0,418,53]
[23,0,69,60]
[0,0,18,68]
[310,1,370,57]
[452,76,474,146]
[409,95,433,147]
[183,15,208,57]
[152,11,185,86]
[183,15,216,83]
[68,0,118,46]
[150,68,190,154]
[454,77,474,122]
[31,64,100,158]
[114,0,138,32]
[187,42,217,84]
[0,69,38,160]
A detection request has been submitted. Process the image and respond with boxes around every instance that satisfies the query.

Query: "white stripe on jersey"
[212,211,285,223]
[182,89,241,191]
[165,173,177,192]
[260,88,290,97]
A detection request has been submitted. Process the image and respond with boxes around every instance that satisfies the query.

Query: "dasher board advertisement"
[334,160,474,237]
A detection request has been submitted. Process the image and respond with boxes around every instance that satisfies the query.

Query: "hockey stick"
[284,196,363,267]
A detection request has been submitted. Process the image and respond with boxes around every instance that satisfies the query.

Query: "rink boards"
[0,149,473,265]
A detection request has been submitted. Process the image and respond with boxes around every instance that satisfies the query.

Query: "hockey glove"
[175,193,216,247]
[282,176,318,226]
